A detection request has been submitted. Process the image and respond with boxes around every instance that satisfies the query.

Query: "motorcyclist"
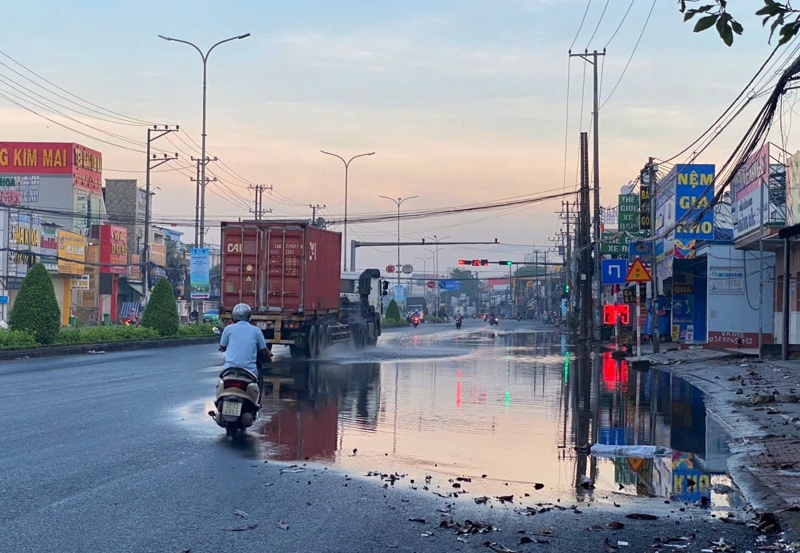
[218,303,271,378]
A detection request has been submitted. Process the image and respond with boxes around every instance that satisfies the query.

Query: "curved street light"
[380,195,419,286]
[158,32,250,246]
[321,150,375,269]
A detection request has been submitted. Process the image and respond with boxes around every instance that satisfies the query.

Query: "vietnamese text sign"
[788,151,800,227]
[99,225,128,275]
[190,247,210,299]
[618,194,639,230]
[600,231,646,256]
[730,144,769,239]
[708,267,744,295]
[57,230,86,275]
[675,164,715,243]
[639,179,652,230]
[70,274,90,290]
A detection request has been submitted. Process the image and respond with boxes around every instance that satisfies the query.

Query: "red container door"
[264,226,305,313]
[221,224,261,310]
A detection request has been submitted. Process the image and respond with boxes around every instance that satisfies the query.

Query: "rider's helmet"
[232,303,252,322]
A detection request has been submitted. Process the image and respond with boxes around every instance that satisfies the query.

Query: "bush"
[140,278,179,337]
[56,326,160,345]
[385,299,401,322]
[177,323,217,337]
[9,263,61,345]
[0,329,39,349]
[381,318,409,328]
[426,316,442,323]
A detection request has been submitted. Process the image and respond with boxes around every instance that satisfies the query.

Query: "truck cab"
[340,270,385,317]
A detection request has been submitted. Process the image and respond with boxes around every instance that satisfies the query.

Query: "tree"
[164,238,188,298]
[680,1,800,46]
[141,277,179,336]
[513,265,545,278]
[385,299,401,322]
[9,262,61,345]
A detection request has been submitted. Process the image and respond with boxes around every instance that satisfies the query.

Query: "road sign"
[427,281,435,289]
[628,240,653,264]
[386,265,395,273]
[438,280,461,291]
[0,296,7,305]
[402,264,414,274]
[601,259,627,285]
[625,257,652,282]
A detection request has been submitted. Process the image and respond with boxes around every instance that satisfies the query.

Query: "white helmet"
[232,303,252,322]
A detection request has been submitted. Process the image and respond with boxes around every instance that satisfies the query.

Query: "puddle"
[195,328,745,508]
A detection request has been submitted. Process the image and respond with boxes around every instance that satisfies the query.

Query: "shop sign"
[675,164,715,243]
[99,224,128,275]
[731,144,771,239]
[58,230,87,275]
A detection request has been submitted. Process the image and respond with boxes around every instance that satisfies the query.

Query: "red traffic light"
[603,304,630,325]
[458,260,470,265]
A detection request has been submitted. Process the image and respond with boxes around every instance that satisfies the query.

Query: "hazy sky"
[0,0,783,275]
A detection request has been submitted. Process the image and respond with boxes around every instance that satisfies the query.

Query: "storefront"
[97,224,127,323]
[57,230,87,326]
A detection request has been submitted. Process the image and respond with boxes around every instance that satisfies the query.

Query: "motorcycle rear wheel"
[225,422,237,438]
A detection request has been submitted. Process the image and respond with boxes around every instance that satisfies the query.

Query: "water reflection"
[250,331,740,505]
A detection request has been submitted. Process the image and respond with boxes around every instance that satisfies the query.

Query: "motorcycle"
[455,318,462,329]
[412,316,420,328]
[208,364,262,437]
[489,316,499,326]
[482,314,488,322]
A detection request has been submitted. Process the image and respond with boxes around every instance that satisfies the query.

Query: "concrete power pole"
[578,132,592,341]
[144,126,179,303]
[190,156,217,245]
[310,204,325,225]
[248,184,273,220]
[647,158,660,353]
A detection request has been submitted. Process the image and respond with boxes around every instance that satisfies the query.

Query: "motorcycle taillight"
[223,380,248,390]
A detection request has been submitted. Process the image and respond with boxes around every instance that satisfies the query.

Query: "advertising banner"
[787,150,800,227]
[674,164,715,243]
[7,212,41,279]
[99,224,128,275]
[39,223,58,273]
[190,247,210,299]
[730,144,769,239]
[57,230,86,275]
[73,188,102,237]
[618,194,639,230]
[151,243,167,267]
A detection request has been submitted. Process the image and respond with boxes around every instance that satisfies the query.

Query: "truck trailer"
[220,220,386,358]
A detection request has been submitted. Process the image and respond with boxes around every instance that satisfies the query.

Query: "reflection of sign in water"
[672,452,710,502]
[190,248,210,299]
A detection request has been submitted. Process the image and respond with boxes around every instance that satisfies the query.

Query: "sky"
[0,0,787,277]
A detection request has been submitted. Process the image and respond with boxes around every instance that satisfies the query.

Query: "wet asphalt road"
[0,320,773,552]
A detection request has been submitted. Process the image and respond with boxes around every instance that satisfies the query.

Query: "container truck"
[220,220,387,358]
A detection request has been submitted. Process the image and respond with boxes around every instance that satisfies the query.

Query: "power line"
[570,1,594,51]
[585,0,610,49]
[604,0,636,49]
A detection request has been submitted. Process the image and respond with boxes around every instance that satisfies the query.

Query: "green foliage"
[177,323,217,337]
[385,299,401,322]
[514,265,545,278]
[426,316,442,323]
[140,277,179,336]
[9,263,61,345]
[437,306,447,318]
[57,325,160,344]
[679,1,799,46]
[0,329,39,349]
[381,318,409,328]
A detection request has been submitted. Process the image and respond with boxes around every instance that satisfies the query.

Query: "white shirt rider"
[219,304,270,375]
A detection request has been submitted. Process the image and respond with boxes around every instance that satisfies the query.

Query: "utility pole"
[144,125,179,303]
[248,184,273,220]
[380,195,419,287]
[310,204,325,225]
[190,156,217,245]
[578,132,592,341]
[647,158,660,353]
[570,49,606,340]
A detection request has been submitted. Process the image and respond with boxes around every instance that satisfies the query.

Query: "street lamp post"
[424,235,449,314]
[158,32,250,246]
[380,195,418,287]
[321,150,375,269]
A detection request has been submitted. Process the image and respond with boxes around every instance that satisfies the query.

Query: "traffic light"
[458,259,490,266]
[458,260,470,265]
[603,304,630,325]
[565,284,570,294]
[498,261,512,266]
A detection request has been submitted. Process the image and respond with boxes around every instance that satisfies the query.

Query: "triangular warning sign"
[245,276,252,282]
[625,257,651,283]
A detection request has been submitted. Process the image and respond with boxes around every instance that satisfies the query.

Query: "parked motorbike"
[412,316,420,328]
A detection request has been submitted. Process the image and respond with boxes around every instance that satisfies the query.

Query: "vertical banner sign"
[674,164,715,245]
[787,150,800,227]
[190,248,210,299]
[639,177,651,231]
[618,194,639,230]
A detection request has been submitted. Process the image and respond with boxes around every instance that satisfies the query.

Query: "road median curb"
[0,335,219,361]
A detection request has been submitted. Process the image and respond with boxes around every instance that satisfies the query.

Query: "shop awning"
[124,281,144,296]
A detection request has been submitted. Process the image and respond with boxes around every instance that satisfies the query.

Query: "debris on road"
[233,509,249,519]
[224,524,258,532]
[277,521,289,531]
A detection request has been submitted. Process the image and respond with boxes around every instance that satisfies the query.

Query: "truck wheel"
[316,324,327,354]
[308,326,319,359]
[290,345,305,359]
[325,326,334,349]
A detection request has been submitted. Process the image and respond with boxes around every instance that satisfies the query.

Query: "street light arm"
[347,152,375,166]
[320,150,347,167]
[398,195,419,207]
[379,195,400,207]
[208,33,251,58]
[158,35,204,59]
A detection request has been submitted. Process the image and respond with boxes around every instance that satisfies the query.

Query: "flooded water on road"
[211,324,743,507]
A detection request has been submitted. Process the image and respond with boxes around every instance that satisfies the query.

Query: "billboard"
[674,164,714,244]
[57,230,87,275]
[618,194,639,230]
[0,142,102,181]
[730,144,769,239]
[787,151,800,227]
[98,224,128,275]
[39,223,58,273]
[190,248,210,299]
[151,243,167,267]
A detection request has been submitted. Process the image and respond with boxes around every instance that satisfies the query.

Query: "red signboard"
[99,225,128,274]
[0,142,102,192]
[385,265,395,273]
[427,280,435,289]
[603,304,630,325]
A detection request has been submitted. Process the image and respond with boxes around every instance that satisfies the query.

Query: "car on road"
[202,309,220,324]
